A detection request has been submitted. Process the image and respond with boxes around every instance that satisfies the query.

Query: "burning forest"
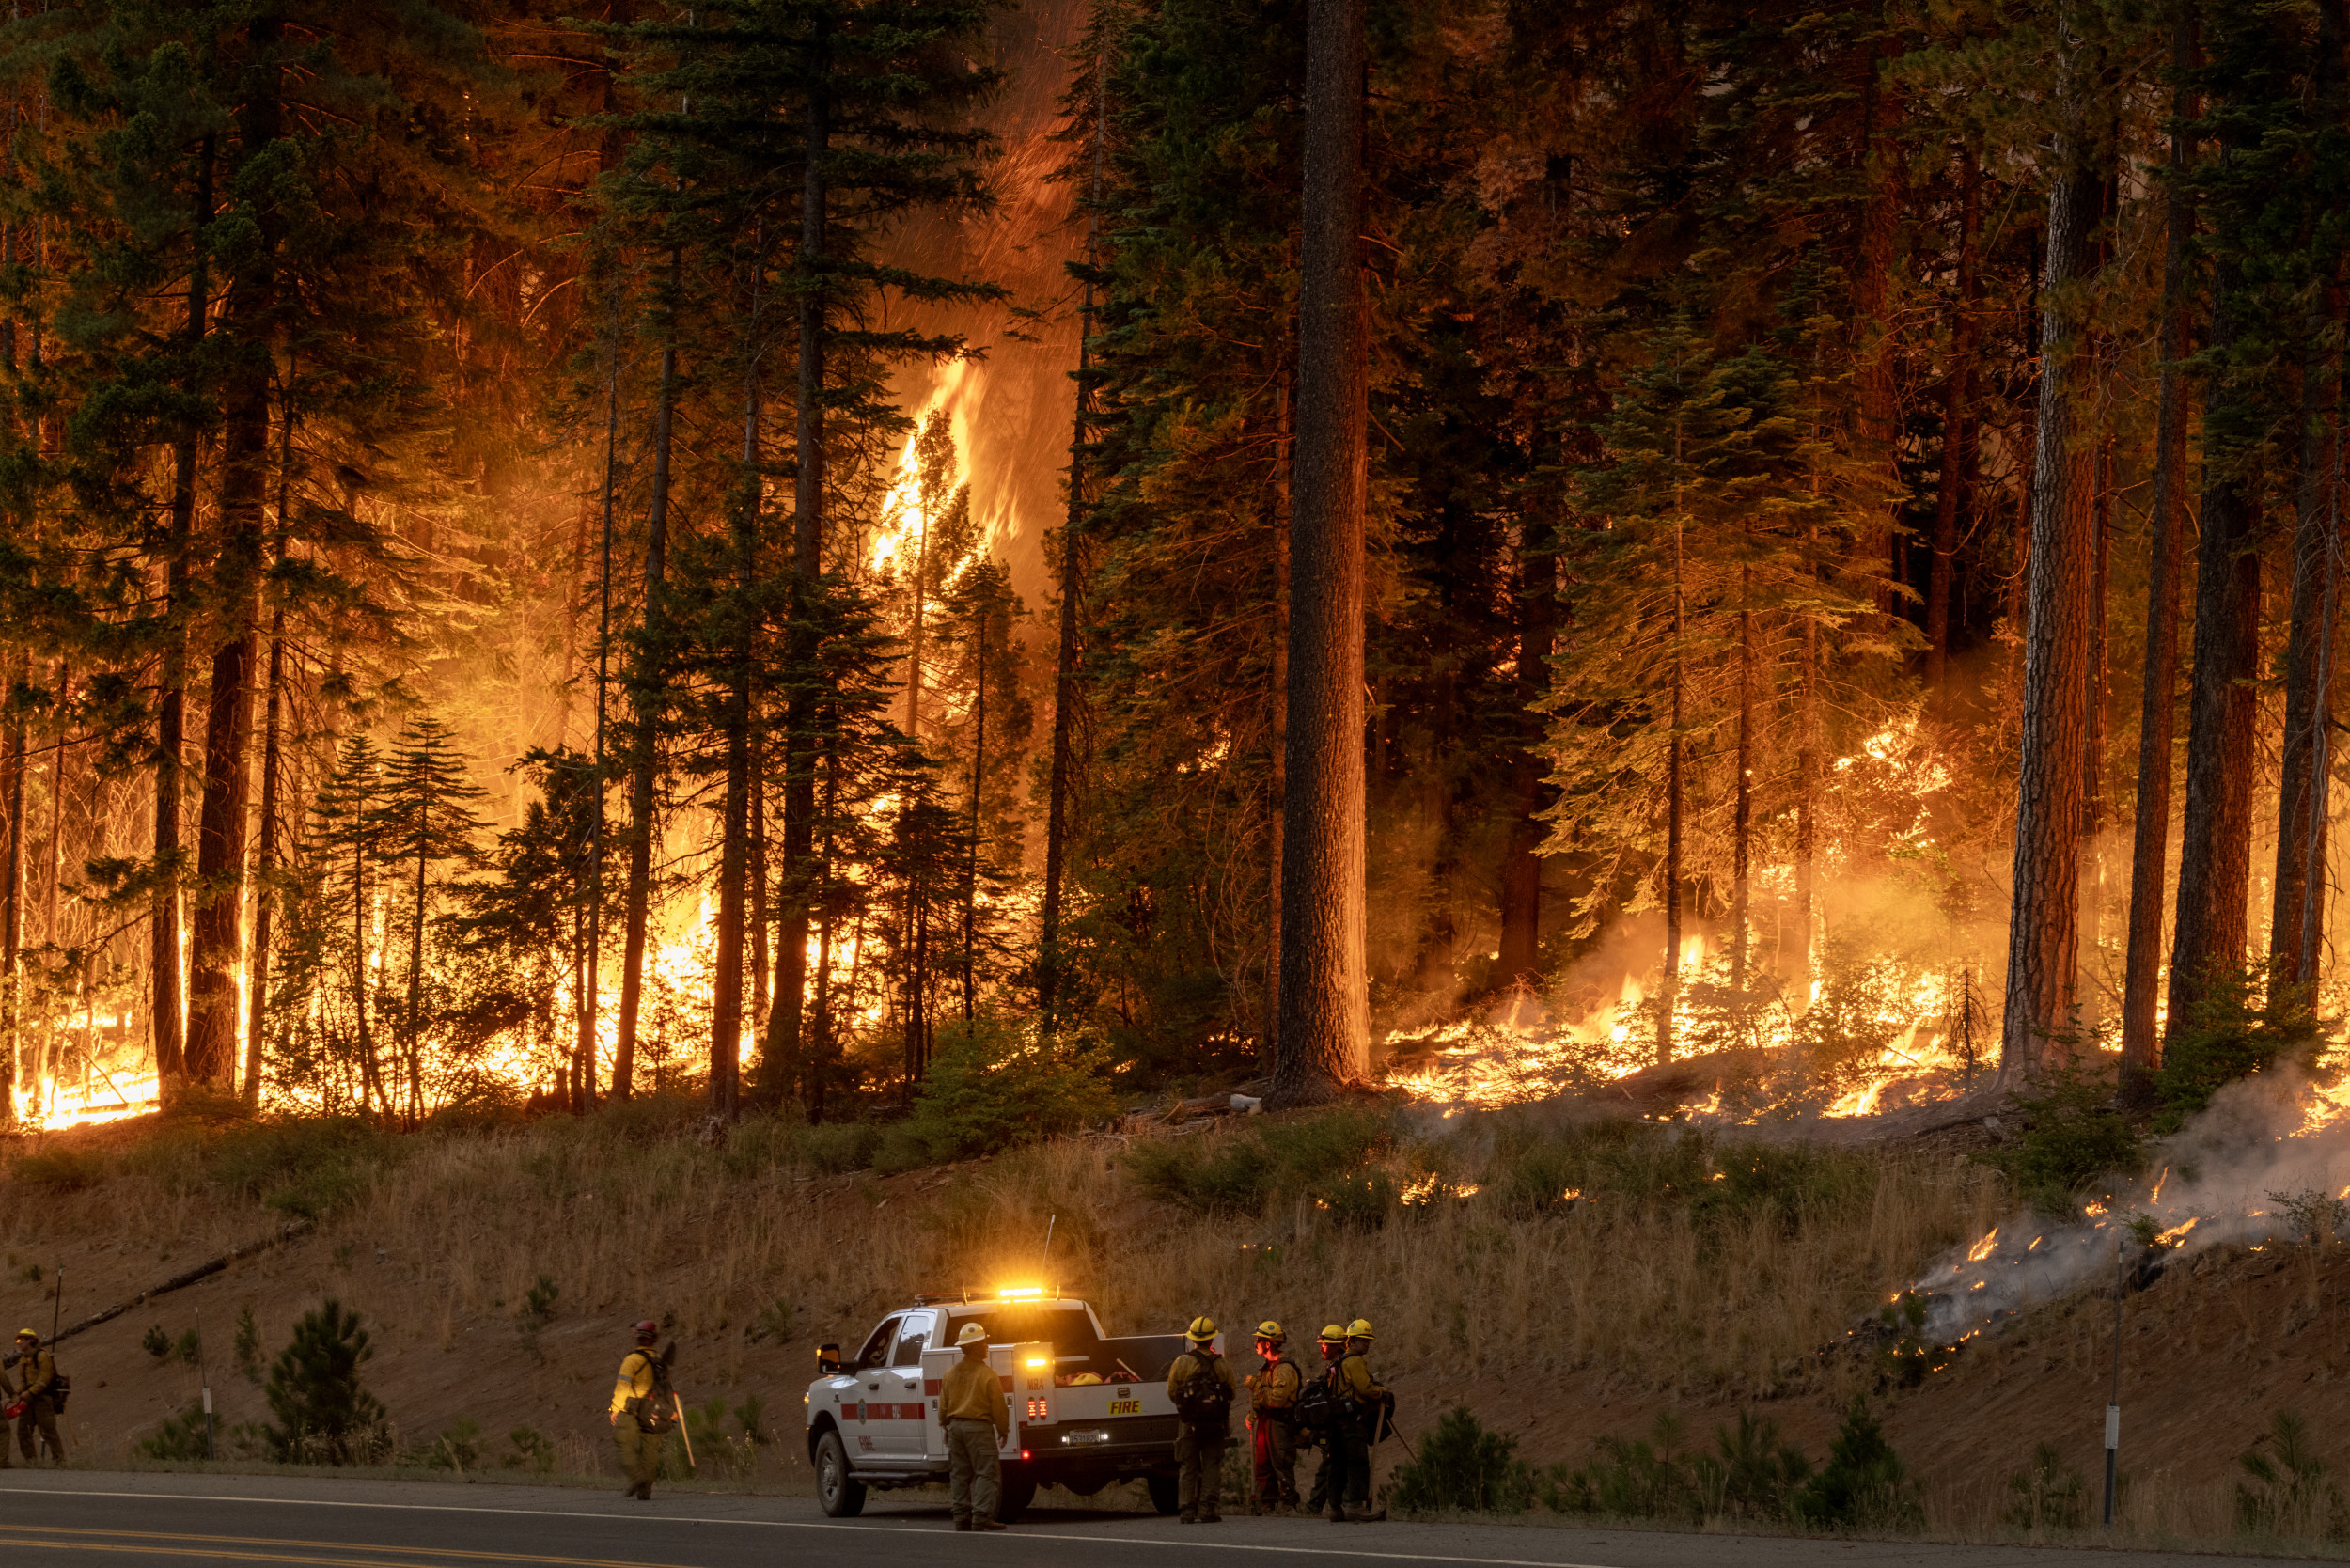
[0,0,2347,1340]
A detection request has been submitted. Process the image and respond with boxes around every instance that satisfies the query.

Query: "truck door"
[849,1314,902,1464]
[876,1311,935,1459]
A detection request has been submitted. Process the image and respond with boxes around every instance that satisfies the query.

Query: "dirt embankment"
[0,1105,2335,1541]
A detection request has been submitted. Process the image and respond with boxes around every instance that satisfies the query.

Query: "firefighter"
[607,1320,668,1500]
[1330,1318,1390,1522]
[940,1323,1009,1531]
[1304,1324,1348,1517]
[1245,1320,1301,1514]
[1165,1315,1237,1524]
[11,1331,58,1465]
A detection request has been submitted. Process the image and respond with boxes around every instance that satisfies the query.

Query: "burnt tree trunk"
[1657,518,1684,1066]
[1271,0,1369,1107]
[1998,80,2101,1078]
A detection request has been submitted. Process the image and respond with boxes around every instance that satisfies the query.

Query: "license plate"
[1108,1399,1139,1416]
[1062,1430,1111,1446]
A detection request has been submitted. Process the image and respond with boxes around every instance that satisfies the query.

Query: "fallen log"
[1,1221,311,1366]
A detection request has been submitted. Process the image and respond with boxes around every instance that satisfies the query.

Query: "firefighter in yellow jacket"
[11,1330,60,1465]
[939,1323,1010,1530]
[607,1321,666,1500]
[1245,1320,1302,1513]
[1166,1316,1238,1524]
[1328,1319,1389,1522]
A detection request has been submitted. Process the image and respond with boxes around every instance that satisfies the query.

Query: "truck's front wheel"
[995,1466,1037,1523]
[1145,1474,1179,1516]
[815,1431,866,1518]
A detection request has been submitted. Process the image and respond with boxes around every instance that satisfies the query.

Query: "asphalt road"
[0,1471,2285,1568]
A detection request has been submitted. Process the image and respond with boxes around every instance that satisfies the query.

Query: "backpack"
[628,1345,678,1434]
[1291,1372,1340,1433]
[1172,1351,1231,1426]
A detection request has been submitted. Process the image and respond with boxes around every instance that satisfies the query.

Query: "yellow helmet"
[1318,1323,1345,1342]
[1186,1315,1217,1341]
[1255,1320,1285,1341]
[955,1323,989,1346]
[1346,1318,1373,1341]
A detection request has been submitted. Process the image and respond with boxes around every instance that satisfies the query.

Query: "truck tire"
[815,1430,866,1518]
[1145,1473,1180,1515]
[996,1466,1038,1523]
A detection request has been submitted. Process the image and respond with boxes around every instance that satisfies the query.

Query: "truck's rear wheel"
[996,1466,1038,1523]
[1145,1473,1180,1515]
[815,1431,866,1518]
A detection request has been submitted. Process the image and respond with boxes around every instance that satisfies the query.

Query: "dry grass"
[24,1095,2314,1548]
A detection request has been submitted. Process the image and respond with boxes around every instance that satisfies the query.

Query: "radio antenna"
[1039,1214,1057,1284]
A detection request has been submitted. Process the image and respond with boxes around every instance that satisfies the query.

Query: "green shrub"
[1549,1411,1700,1522]
[235,1308,263,1384]
[2236,1410,2339,1537]
[1126,1105,1398,1217]
[504,1426,556,1471]
[521,1276,559,1322]
[799,1121,882,1175]
[135,1403,213,1462]
[262,1299,390,1466]
[2005,1442,2087,1531]
[1982,1059,2143,1215]
[1702,1411,1812,1522]
[142,1325,171,1360]
[418,1416,483,1471]
[879,1021,1115,1170]
[1488,1117,1876,1234]
[15,1148,102,1191]
[1790,1398,1918,1529]
[2160,965,2329,1134]
[1546,1409,1812,1525]
[1388,1407,1535,1516]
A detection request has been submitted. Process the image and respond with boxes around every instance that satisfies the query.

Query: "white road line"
[0,1488,1624,1568]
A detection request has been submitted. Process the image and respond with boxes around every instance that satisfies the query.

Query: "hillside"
[0,1098,2336,1544]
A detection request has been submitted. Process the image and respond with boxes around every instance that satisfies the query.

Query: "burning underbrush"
[1890,1068,2350,1353]
[1377,936,1993,1123]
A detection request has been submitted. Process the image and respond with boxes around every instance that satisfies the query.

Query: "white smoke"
[1905,1070,2350,1344]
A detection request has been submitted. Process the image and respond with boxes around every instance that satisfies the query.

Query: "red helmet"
[634,1319,658,1341]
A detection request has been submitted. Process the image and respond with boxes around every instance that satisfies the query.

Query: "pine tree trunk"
[710,301,763,1124]
[245,391,295,1110]
[1794,616,1818,998]
[1,675,21,1116]
[615,246,682,1103]
[187,24,284,1091]
[1496,521,1553,988]
[1854,47,1905,612]
[1266,376,1292,1048]
[1926,146,1981,714]
[765,30,829,1110]
[2121,8,2198,1097]
[963,616,984,1024]
[152,135,214,1090]
[1657,522,1684,1067]
[2168,258,2263,1043]
[1040,58,1106,1030]
[1732,566,1753,995]
[1271,0,1369,1108]
[2270,0,2345,987]
[1998,91,2100,1078]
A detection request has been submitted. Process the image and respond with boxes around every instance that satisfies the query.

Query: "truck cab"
[806,1288,1198,1521]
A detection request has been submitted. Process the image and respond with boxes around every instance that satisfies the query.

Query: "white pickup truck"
[805,1288,1198,1521]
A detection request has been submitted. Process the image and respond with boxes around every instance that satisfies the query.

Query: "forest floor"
[0,1096,2338,1552]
